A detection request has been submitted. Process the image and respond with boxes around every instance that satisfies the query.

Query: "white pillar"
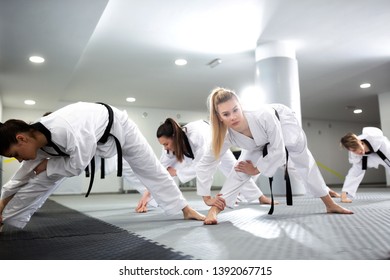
[255,41,305,195]
[378,92,390,186]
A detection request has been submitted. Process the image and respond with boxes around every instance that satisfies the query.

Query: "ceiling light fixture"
[360,83,371,89]
[353,109,363,114]
[126,97,136,102]
[29,56,45,63]
[207,58,222,68]
[24,99,36,105]
[175,59,187,66]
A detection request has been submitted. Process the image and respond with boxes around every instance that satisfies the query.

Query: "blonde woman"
[197,88,353,225]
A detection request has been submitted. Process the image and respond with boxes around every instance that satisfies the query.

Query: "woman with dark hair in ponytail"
[136,118,273,213]
[0,102,205,229]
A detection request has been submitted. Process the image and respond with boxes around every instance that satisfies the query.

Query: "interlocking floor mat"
[0,200,193,260]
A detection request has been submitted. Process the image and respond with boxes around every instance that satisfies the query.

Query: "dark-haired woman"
[138,118,273,213]
[0,102,205,228]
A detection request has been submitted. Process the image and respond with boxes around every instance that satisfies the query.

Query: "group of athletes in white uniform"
[0,87,388,228]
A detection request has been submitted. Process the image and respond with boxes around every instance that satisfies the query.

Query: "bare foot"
[326,204,354,214]
[340,192,352,203]
[204,206,221,225]
[329,189,341,198]
[259,195,279,205]
[182,206,205,221]
[321,194,353,214]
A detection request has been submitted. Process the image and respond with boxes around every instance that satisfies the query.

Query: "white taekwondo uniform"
[1,102,186,228]
[342,127,390,197]
[196,104,329,208]
[159,120,264,202]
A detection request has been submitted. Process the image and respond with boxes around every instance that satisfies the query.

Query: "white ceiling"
[1,0,390,123]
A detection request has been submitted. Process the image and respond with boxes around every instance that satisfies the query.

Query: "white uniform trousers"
[2,173,65,228]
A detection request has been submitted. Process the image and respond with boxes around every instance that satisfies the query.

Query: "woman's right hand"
[203,194,226,210]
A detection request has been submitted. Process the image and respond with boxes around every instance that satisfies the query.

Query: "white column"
[255,41,305,195]
[378,92,390,186]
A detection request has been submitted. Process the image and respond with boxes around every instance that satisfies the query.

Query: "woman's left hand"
[234,160,260,175]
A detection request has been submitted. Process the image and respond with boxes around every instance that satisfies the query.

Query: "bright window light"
[174,2,264,54]
[239,86,265,111]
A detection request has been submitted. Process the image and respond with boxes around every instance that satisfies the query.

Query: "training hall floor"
[1,186,390,260]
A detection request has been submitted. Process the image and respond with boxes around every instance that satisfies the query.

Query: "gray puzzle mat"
[0,199,193,260]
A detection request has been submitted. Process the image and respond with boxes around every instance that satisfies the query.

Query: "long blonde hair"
[208,87,239,158]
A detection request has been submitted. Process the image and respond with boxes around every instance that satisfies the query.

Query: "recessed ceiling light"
[207,58,222,68]
[175,59,187,66]
[353,109,363,114]
[126,97,136,103]
[29,56,45,63]
[360,83,371,89]
[24,99,36,105]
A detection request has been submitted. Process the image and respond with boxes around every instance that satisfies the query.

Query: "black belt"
[262,143,292,215]
[263,108,293,215]
[84,102,123,197]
